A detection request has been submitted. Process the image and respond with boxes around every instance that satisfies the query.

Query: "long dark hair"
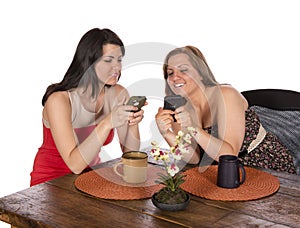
[163,46,218,95]
[42,28,125,106]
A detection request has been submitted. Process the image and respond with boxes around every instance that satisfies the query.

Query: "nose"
[172,69,181,81]
[113,60,122,70]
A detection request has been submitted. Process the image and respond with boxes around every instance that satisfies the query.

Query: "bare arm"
[159,86,247,164]
[44,92,111,173]
[113,85,145,152]
[44,90,137,174]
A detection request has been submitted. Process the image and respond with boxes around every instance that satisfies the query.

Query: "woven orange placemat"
[74,165,163,200]
[181,166,280,201]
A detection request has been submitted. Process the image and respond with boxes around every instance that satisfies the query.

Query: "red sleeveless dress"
[30,124,114,186]
[30,88,120,186]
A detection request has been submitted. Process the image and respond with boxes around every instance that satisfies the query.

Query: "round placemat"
[181,166,280,201]
[74,165,163,200]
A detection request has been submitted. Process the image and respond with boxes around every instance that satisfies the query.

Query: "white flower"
[167,163,179,177]
[178,130,184,137]
[150,147,160,157]
[173,150,183,160]
[188,127,198,137]
[150,128,194,178]
[160,151,168,161]
[183,133,192,144]
[177,143,189,154]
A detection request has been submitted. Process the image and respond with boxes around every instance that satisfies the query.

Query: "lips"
[174,83,185,88]
[111,72,119,77]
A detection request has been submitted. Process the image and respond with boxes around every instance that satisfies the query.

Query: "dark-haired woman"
[30,28,145,186]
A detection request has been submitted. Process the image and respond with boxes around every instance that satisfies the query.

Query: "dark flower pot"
[151,192,190,211]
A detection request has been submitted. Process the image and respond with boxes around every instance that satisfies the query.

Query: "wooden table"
[0,160,299,228]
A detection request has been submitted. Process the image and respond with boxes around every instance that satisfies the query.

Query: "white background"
[0,0,299,226]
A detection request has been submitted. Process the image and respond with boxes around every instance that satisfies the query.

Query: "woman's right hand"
[109,104,135,128]
[155,107,174,136]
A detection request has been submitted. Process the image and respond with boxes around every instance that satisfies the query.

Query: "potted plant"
[150,127,196,211]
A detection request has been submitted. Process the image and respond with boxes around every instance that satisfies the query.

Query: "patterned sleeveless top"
[202,108,296,174]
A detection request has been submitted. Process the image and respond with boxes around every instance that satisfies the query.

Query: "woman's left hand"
[128,109,145,126]
[174,106,193,128]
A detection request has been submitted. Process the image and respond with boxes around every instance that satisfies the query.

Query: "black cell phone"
[163,95,187,122]
[163,95,187,111]
[126,96,147,112]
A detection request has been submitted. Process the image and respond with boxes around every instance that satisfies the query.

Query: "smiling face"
[166,53,202,97]
[94,44,123,86]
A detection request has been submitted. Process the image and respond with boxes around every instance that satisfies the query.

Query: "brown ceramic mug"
[113,151,148,184]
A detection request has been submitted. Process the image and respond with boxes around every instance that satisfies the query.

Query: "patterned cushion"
[251,106,300,175]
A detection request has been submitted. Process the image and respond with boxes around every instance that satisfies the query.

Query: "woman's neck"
[77,86,105,113]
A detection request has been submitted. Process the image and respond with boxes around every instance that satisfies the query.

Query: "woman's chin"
[105,79,118,86]
[172,88,186,96]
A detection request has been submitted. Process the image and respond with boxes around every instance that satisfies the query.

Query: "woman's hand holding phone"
[126,96,147,125]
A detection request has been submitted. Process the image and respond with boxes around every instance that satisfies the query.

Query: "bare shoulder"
[219,85,248,108]
[219,84,238,95]
[43,91,71,120]
[45,91,70,107]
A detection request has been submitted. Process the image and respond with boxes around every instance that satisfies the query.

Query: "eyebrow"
[103,54,123,58]
[177,64,189,68]
[167,64,189,70]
